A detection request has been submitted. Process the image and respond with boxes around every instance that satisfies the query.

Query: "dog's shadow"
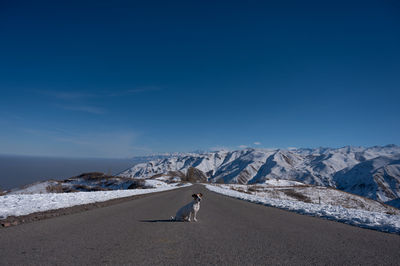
[140,219,184,223]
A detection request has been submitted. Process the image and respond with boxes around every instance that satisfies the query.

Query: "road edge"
[1,184,191,228]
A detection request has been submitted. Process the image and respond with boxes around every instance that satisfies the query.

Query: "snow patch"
[118,145,400,204]
[0,184,191,219]
[263,179,305,187]
[205,184,400,234]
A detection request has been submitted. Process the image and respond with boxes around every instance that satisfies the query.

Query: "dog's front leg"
[193,210,198,222]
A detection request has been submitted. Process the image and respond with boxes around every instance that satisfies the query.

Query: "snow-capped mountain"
[118,145,400,205]
[334,156,400,202]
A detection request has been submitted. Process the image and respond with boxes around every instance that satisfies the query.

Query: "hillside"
[118,145,400,207]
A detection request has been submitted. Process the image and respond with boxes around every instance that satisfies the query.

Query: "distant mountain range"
[118,145,400,205]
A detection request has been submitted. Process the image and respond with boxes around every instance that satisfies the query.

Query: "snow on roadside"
[8,181,59,195]
[144,179,176,187]
[263,179,305,187]
[0,184,191,219]
[205,184,400,234]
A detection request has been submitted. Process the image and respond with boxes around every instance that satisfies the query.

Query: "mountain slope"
[334,156,400,202]
[118,145,400,205]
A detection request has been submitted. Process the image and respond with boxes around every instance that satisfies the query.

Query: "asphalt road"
[1,184,399,265]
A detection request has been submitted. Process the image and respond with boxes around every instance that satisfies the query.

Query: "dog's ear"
[198,193,203,197]
[192,194,197,198]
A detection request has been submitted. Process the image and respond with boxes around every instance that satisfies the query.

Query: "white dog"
[172,193,203,222]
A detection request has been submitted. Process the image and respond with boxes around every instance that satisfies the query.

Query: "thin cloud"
[209,146,231,152]
[38,90,96,99]
[106,87,162,97]
[55,137,93,146]
[130,146,154,154]
[57,105,106,114]
[254,142,261,145]
[37,91,106,114]
[21,127,142,158]
[126,86,161,93]
[238,145,248,149]
[38,87,162,99]
[60,131,139,158]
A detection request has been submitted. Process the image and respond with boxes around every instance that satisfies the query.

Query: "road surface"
[1,184,399,265]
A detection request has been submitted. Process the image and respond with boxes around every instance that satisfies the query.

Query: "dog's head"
[192,193,203,202]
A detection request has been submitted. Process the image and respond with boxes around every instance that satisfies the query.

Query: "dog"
[171,193,203,222]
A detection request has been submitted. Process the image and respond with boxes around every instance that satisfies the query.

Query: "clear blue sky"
[1,0,399,158]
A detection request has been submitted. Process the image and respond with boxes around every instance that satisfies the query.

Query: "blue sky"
[1,0,399,158]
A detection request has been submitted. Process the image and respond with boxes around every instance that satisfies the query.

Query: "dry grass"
[46,184,64,193]
[127,179,147,189]
[231,187,252,194]
[282,189,312,203]
[185,167,207,183]
[73,172,114,181]
[216,178,225,184]
[73,184,110,192]
[149,173,164,179]
[248,185,265,192]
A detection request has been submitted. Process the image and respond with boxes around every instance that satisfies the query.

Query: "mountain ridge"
[118,145,400,206]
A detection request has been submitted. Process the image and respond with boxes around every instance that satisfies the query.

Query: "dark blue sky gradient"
[0,0,399,157]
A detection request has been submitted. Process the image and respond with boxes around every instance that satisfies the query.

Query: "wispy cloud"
[129,146,154,154]
[38,87,162,99]
[54,131,138,157]
[20,127,145,158]
[238,145,248,149]
[38,90,96,100]
[38,90,106,114]
[105,87,162,97]
[57,104,106,114]
[254,142,261,145]
[39,87,163,114]
[209,146,232,152]
[55,137,93,146]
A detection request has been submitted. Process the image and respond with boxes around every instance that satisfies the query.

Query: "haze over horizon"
[1,0,399,158]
